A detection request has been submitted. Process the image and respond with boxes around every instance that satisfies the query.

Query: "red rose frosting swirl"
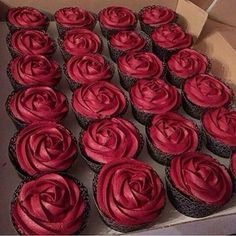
[11,173,86,235]
[118,51,163,79]
[99,6,137,30]
[72,81,126,119]
[151,23,192,50]
[184,74,232,108]
[10,55,61,87]
[66,54,113,84]
[11,29,55,56]
[202,107,236,146]
[55,7,95,28]
[96,159,165,226]
[110,31,146,52]
[8,7,48,27]
[170,152,232,205]
[15,122,77,175]
[148,112,199,154]
[140,5,175,26]
[130,78,180,114]
[9,86,68,124]
[231,152,236,176]
[81,118,140,164]
[63,28,102,56]
[168,49,209,78]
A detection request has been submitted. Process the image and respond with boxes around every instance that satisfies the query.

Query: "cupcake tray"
[1,15,236,236]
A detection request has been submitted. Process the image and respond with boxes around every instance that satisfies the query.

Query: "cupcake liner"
[11,172,90,235]
[131,103,153,125]
[63,56,115,91]
[108,31,152,63]
[165,168,224,218]
[229,155,236,193]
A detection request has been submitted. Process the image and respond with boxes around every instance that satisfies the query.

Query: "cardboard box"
[0,0,236,234]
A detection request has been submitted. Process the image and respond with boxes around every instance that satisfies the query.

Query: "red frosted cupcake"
[6,86,68,129]
[9,122,78,177]
[139,5,177,35]
[7,7,49,32]
[7,29,56,58]
[94,159,166,232]
[72,81,128,129]
[98,6,137,38]
[151,23,192,61]
[11,173,90,235]
[79,117,143,172]
[117,51,164,91]
[8,55,61,89]
[146,112,201,165]
[230,152,236,192]
[166,152,233,217]
[166,49,211,88]
[64,54,115,90]
[108,30,152,62]
[55,7,97,37]
[182,74,233,119]
[130,78,181,124]
[202,107,236,158]
[58,28,103,61]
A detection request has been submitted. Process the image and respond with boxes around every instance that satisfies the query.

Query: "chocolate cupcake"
[166,48,211,88]
[7,7,49,32]
[117,51,164,91]
[151,23,192,61]
[6,86,68,129]
[146,112,201,166]
[11,173,90,235]
[130,78,181,125]
[166,152,233,218]
[182,74,233,119]
[230,152,236,192]
[139,5,177,35]
[54,7,97,37]
[94,159,166,232]
[98,6,137,38]
[7,29,56,58]
[72,81,128,129]
[201,107,236,158]
[58,28,103,61]
[9,122,78,177]
[8,55,61,90]
[64,54,115,90]
[108,30,152,62]
[79,117,143,172]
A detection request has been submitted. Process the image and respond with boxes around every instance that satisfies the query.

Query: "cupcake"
[7,55,61,90]
[117,51,164,91]
[146,112,201,166]
[79,117,143,172]
[9,122,78,177]
[64,54,115,90]
[98,6,137,38]
[108,30,152,62]
[182,74,233,119]
[151,23,192,61]
[54,7,97,37]
[6,86,68,129]
[7,7,49,32]
[166,152,233,218]
[94,159,166,232]
[201,107,236,158]
[130,78,181,124]
[139,5,177,35]
[58,28,103,61]
[11,173,90,235]
[72,81,128,129]
[230,152,236,192]
[7,29,56,58]
[166,48,211,88]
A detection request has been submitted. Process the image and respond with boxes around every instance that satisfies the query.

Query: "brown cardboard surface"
[189,0,214,10]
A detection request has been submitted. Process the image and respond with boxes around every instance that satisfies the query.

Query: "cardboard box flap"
[188,0,214,10]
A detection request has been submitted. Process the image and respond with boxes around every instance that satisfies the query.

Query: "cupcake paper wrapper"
[165,168,223,218]
[131,103,153,125]
[11,173,90,235]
